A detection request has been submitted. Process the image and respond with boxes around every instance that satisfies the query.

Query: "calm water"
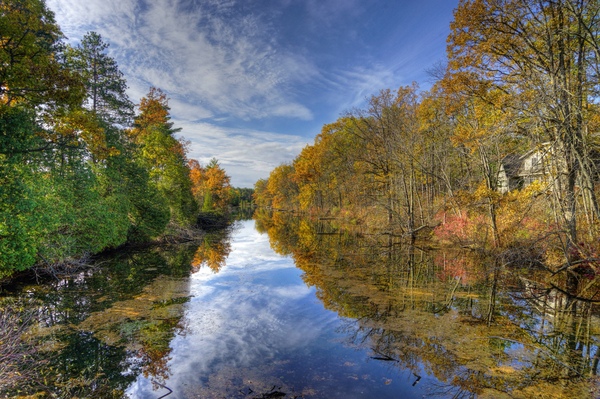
[2,212,600,398]
[128,219,424,399]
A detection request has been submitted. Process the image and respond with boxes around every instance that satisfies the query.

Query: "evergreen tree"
[203,191,214,212]
[68,32,134,126]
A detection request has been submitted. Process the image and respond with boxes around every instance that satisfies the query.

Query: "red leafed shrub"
[433,212,488,246]
[569,242,600,279]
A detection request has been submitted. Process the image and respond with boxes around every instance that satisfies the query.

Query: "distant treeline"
[254,0,600,257]
[229,187,255,206]
[0,0,247,278]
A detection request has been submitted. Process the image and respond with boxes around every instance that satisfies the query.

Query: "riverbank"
[3,213,600,398]
[1,207,256,288]
[255,208,600,308]
[0,223,207,288]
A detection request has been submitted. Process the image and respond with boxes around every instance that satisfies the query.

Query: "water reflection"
[1,243,201,398]
[255,210,600,398]
[2,211,600,398]
[191,229,233,273]
[126,220,328,398]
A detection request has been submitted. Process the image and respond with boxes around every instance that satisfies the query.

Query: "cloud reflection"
[126,220,336,398]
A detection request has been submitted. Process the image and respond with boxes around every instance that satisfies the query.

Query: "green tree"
[67,33,169,241]
[202,191,214,212]
[67,31,134,125]
[0,0,85,108]
[0,0,87,276]
[130,87,197,226]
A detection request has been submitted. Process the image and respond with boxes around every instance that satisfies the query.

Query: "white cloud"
[168,98,214,121]
[49,0,317,121]
[48,0,138,40]
[330,66,399,110]
[272,285,312,300]
[176,121,308,186]
[271,103,313,120]
[47,0,455,187]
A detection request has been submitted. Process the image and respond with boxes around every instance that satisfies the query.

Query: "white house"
[497,143,566,193]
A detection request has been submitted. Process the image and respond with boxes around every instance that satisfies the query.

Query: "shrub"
[433,212,488,246]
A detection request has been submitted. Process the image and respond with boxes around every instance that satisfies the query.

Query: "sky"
[47,0,458,187]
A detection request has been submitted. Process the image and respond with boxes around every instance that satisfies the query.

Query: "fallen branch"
[152,380,173,399]
[32,253,94,281]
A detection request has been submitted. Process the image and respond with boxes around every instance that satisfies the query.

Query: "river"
[1,211,599,398]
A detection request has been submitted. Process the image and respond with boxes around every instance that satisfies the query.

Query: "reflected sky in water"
[5,214,596,398]
[127,220,428,399]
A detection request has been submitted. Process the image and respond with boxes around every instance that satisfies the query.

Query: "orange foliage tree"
[128,87,197,224]
[188,158,231,210]
[447,0,600,244]
[252,178,270,207]
[267,163,298,210]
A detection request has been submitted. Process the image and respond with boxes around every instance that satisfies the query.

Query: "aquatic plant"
[0,300,43,393]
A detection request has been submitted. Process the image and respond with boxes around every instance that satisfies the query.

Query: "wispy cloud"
[48,0,456,186]
[177,121,308,186]
[49,0,317,121]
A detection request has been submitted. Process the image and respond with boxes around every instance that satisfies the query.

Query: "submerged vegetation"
[0,241,203,398]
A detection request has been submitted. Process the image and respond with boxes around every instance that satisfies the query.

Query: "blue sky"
[47,0,458,187]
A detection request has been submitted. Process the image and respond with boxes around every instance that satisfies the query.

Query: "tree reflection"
[255,210,600,398]
[0,243,199,397]
[191,227,234,273]
[136,316,186,384]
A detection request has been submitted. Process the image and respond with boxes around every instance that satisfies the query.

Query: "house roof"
[501,153,523,179]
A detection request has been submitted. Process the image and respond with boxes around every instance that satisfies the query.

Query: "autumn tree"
[343,84,428,234]
[293,142,329,212]
[267,163,298,210]
[0,0,84,108]
[447,0,600,244]
[253,178,271,207]
[130,87,197,225]
[189,159,206,200]
[188,157,231,211]
[291,118,367,214]
[444,89,521,245]
[417,84,467,220]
